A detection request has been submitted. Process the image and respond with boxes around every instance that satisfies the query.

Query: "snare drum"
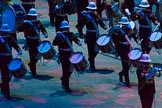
[128,48,143,67]
[96,34,114,53]
[149,31,162,49]
[69,52,88,72]
[1,3,26,32]
[8,58,27,78]
[38,40,56,60]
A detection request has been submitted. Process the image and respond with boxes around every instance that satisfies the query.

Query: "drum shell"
[8,58,27,78]
[69,52,88,72]
[96,34,114,53]
[128,48,143,67]
[38,41,56,60]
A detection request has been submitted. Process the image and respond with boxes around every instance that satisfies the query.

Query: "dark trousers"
[139,92,154,108]
[59,51,73,88]
[117,45,131,85]
[48,1,56,25]
[76,15,86,35]
[27,39,39,76]
[0,56,12,98]
[86,32,98,69]
[119,55,131,85]
[139,27,152,54]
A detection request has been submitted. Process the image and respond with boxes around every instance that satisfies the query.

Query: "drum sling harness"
[57,32,74,53]
[81,11,99,52]
[24,20,40,39]
[139,10,152,32]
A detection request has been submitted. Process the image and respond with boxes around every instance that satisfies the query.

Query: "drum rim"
[38,40,52,53]
[97,35,111,46]
[150,31,162,41]
[128,48,143,60]
[69,52,84,63]
[8,58,23,70]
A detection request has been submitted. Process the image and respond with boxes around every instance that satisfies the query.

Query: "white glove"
[77,41,82,47]
[44,34,48,38]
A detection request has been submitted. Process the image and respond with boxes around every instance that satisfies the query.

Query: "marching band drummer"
[54,0,73,32]
[111,16,134,87]
[136,54,160,108]
[0,24,22,100]
[134,0,158,54]
[81,2,108,72]
[19,8,48,78]
[52,20,82,93]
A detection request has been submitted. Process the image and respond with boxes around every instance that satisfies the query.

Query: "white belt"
[140,25,150,28]
[87,29,96,32]
[27,36,39,39]
[0,53,11,56]
[56,14,68,17]
[60,48,72,51]
[22,2,35,5]
[119,41,129,45]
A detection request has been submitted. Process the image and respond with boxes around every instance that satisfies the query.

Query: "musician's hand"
[18,50,22,55]
[154,21,159,25]
[77,41,82,47]
[22,43,28,51]
[137,41,141,45]
[44,34,48,38]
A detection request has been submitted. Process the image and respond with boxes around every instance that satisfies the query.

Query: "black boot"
[119,72,123,82]
[124,75,130,87]
[89,60,96,72]
[49,16,55,26]
[60,77,66,88]
[1,85,11,100]
[29,63,37,78]
[64,72,72,93]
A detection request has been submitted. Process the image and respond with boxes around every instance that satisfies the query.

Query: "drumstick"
[153,23,160,32]
[133,39,143,49]
[100,27,112,35]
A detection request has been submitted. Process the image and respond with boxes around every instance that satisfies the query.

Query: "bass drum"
[1,2,26,33]
[8,58,27,78]
[96,34,114,53]
[69,52,88,72]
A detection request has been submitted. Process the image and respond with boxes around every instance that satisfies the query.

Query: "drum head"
[97,35,111,46]
[69,52,83,64]
[150,32,162,41]
[128,48,143,60]
[2,5,16,33]
[8,58,22,71]
[38,41,51,53]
